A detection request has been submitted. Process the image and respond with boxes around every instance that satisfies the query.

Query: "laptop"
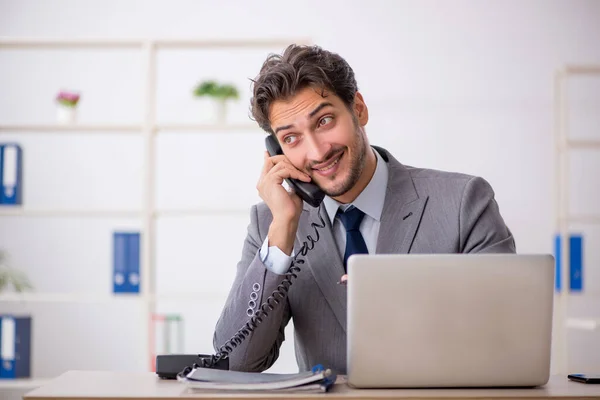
[346,254,554,388]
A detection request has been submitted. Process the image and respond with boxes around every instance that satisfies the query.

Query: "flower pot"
[194,98,231,125]
[216,99,227,125]
[56,105,77,124]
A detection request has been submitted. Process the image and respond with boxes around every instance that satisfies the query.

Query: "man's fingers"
[258,154,311,196]
[273,166,311,182]
[267,160,311,182]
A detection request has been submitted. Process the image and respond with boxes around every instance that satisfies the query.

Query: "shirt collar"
[323,147,389,225]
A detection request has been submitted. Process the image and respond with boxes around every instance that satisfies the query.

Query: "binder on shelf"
[165,315,183,354]
[554,233,584,292]
[0,315,32,379]
[554,234,561,292]
[113,232,141,294]
[0,143,23,205]
[568,235,583,292]
[150,313,183,371]
[150,314,166,372]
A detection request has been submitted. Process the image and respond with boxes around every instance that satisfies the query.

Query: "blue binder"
[569,235,583,292]
[0,143,23,205]
[554,233,584,292]
[0,315,32,379]
[127,233,140,293]
[113,232,141,294]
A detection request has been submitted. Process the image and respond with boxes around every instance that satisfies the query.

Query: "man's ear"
[353,92,369,126]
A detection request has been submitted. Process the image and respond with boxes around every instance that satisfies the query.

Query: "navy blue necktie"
[338,206,369,271]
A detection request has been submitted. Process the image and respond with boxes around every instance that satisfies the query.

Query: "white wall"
[0,0,599,378]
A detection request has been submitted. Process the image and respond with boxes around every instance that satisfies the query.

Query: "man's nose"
[305,135,330,163]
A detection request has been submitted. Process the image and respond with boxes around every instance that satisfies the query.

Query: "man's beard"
[316,126,367,198]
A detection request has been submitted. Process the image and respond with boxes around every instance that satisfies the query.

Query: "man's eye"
[283,135,297,144]
[319,116,333,126]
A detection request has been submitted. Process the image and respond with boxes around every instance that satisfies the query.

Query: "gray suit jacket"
[213,146,515,373]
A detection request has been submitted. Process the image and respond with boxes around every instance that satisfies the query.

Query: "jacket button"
[246,308,254,317]
[248,300,256,309]
[252,283,261,292]
[250,292,258,301]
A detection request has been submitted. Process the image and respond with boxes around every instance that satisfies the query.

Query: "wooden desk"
[24,371,600,400]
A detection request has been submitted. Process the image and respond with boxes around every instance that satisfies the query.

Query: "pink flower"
[56,90,81,107]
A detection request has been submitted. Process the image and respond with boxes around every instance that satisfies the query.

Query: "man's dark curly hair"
[250,44,358,134]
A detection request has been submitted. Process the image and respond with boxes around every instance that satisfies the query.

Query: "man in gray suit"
[213,44,515,374]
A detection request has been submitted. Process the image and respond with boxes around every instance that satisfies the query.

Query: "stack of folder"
[181,364,337,393]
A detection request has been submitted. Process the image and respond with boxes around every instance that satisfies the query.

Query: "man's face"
[269,87,370,198]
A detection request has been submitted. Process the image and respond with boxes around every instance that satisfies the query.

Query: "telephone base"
[156,354,229,379]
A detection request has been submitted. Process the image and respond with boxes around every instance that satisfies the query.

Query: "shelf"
[0,124,262,133]
[0,208,251,218]
[0,292,228,304]
[0,378,51,389]
[564,65,600,75]
[154,123,259,132]
[0,38,142,48]
[558,215,600,225]
[557,139,600,149]
[151,292,228,302]
[0,292,143,304]
[154,208,251,217]
[154,38,310,49]
[0,208,141,218]
[0,37,308,49]
[568,139,600,149]
[0,124,141,132]
[566,318,600,331]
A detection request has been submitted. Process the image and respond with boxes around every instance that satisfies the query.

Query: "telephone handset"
[265,135,325,208]
[169,137,327,378]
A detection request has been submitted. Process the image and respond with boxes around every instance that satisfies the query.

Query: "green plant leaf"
[0,274,7,292]
[0,264,33,293]
[193,80,239,100]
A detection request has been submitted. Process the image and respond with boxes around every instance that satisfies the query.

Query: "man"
[213,44,515,374]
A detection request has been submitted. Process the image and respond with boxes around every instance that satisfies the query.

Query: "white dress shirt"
[259,148,389,275]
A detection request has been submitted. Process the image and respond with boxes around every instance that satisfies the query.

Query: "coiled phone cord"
[178,213,326,377]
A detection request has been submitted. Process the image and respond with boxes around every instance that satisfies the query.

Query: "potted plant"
[192,80,239,124]
[55,90,81,124]
[0,251,33,293]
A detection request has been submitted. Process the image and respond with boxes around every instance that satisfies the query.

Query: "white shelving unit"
[554,64,600,374]
[0,291,231,304]
[0,124,141,132]
[0,207,257,218]
[0,378,50,390]
[0,37,309,382]
[0,123,260,133]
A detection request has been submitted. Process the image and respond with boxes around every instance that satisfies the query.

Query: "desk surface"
[24,371,600,400]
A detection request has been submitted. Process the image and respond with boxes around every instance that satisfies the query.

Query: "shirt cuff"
[259,236,294,275]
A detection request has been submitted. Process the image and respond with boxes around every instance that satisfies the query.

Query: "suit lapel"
[375,148,429,254]
[295,204,348,333]
[292,147,429,333]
